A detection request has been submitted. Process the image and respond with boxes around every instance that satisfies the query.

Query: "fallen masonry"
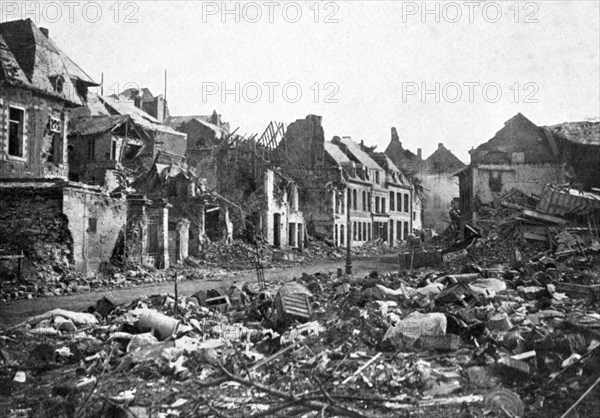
[1,252,600,418]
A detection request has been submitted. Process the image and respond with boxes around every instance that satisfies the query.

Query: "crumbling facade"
[279,115,421,248]
[166,111,230,190]
[0,179,126,277]
[125,195,170,269]
[0,19,97,180]
[458,113,567,224]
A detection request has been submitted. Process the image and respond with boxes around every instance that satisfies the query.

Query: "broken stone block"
[497,356,530,379]
[95,297,116,317]
[127,333,159,353]
[486,313,513,332]
[417,334,460,351]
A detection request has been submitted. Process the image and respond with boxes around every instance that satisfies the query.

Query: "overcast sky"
[3,1,599,161]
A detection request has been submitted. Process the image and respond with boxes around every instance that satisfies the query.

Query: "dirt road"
[0,257,399,328]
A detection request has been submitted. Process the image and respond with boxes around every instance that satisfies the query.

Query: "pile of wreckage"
[442,186,600,267]
[2,253,600,418]
[0,235,393,303]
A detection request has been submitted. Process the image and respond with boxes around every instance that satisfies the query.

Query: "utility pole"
[345,188,353,275]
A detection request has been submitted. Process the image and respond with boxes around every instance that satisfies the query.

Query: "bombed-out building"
[0,20,127,277]
[457,113,600,226]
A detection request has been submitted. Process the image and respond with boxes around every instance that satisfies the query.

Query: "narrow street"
[0,257,398,328]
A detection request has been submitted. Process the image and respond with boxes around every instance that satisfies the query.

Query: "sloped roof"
[324,141,352,165]
[167,115,213,126]
[100,95,184,136]
[471,113,559,164]
[337,137,382,170]
[0,32,30,84]
[167,116,228,139]
[371,152,411,186]
[546,120,600,146]
[0,19,95,105]
[70,115,129,136]
[425,144,466,174]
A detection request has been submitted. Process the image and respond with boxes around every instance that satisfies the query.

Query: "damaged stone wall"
[0,181,127,278]
[153,131,187,160]
[0,87,69,179]
[472,163,565,205]
[125,195,170,269]
[0,183,73,277]
[67,132,119,186]
[61,185,126,276]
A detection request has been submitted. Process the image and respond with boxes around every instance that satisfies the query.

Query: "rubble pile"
[440,187,600,268]
[1,236,395,302]
[2,261,600,417]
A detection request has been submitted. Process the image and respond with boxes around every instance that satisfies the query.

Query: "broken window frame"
[8,106,25,158]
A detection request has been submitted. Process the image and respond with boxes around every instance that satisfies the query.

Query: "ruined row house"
[457,113,600,226]
[277,115,421,248]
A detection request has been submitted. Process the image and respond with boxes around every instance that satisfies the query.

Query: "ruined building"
[214,123,305,249]
[371,153,415,245]
[0,19,97,179]
[166,111,230,191]
[278,115,420,248]
[457,113,600,225]
[0,20,126,276]
[68,90,186,191]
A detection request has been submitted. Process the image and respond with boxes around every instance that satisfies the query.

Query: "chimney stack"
[438,143,443,149]
[417,148,422,159]
[40,28,49,38]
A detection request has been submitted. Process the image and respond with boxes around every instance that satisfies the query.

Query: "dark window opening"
[88,218,97,233]
[47,133,62,163]
[55,76,64,93]
[87,138,95,160]
[8,107,24,157]
[111,139,118,161]
[123,143,142,160]
[404,194,409,213]
[489,171,503,192]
